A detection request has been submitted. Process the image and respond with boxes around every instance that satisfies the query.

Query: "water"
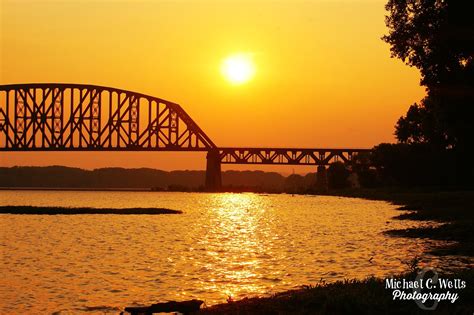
[0,191,470,314]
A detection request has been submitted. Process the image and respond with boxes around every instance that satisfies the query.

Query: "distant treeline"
[0,166,311,192]
[2,153,471,193]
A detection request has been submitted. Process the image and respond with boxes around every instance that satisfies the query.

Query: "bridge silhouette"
[0,83,371,190]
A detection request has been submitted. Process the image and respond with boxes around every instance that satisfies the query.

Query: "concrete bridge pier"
[205,149,222,191]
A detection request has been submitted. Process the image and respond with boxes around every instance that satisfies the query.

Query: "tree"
[383,0,474,88]
[352,152,379,188]
[395,103,429,145]
[384,0,474,183]
[370,143,460,187]
[327,162,350,189]
[395,95,446,147]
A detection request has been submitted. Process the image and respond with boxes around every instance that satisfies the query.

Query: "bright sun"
[221,53,255,85]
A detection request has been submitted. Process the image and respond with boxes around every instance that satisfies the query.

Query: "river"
[0,191,469,314]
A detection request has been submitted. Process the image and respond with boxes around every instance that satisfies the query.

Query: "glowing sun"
[221,53,255,84]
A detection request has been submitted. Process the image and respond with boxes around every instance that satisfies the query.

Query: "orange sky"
[0,0,425,173]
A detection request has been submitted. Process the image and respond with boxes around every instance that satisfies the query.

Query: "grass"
[0,205,182,215]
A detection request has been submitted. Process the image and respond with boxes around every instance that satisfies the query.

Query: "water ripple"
[0,191,472,314]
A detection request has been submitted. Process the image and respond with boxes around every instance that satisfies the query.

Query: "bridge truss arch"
[0,83,215,151]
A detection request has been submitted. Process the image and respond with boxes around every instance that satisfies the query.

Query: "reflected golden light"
[221,53,255,85]
[198,193,268,299]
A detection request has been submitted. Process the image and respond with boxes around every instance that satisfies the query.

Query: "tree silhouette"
[352,152,379,188]
[395,95,445,147]
[327,162,350,190]
[383,0,474,183]
[383,0,473,88]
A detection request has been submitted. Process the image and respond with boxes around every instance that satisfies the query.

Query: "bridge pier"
[205,149,222,191]
[315,165,328,191]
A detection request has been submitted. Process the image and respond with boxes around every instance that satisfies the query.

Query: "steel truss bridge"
[0,83,371,189]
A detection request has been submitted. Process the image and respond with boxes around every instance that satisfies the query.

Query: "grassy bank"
[197,269,474,315]
[0,205,182,215]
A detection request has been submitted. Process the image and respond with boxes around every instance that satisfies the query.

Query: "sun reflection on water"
[1,191,471,313]
[198,193,272,299]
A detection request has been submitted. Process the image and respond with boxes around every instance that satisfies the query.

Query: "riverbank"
[318,188,474,256]
[196,269,473,314]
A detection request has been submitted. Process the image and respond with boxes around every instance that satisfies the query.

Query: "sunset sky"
[0,0,425,173]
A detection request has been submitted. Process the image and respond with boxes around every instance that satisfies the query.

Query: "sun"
[221,53,255,85]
